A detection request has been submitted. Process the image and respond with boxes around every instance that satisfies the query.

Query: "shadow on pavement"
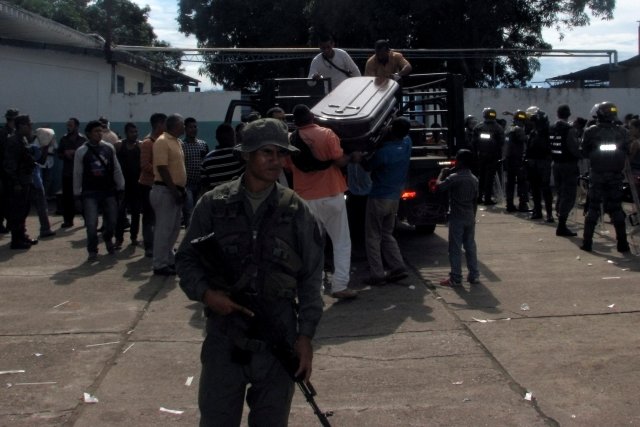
[50,254,118,285]
[314,257,434,350]
[397,225,503,315]
[134,275,177,302]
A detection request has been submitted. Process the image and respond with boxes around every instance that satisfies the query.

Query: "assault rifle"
[191,231,333,426]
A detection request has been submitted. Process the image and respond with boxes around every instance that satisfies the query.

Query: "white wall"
[106,91,240,124]
[116,63,151,95]
[464,88,640,120]
[0,44,240,130]
[1,45,108,122]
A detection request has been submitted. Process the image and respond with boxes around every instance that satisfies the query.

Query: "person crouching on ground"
[436,149,480,287]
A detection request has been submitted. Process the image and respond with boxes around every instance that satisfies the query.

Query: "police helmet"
[589,103,600,118]
[513,110,527,123]
[596,101,618,122]
[525,105,539,118]
[464,115,477,128]
[482,108,497,120]
[530,110,549,130]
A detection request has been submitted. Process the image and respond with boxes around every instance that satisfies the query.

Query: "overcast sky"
[133,0,639,90]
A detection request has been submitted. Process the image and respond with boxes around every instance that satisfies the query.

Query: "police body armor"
[549,121,576,163]
[505,125,526,161]
[474,121,502,159]
[583,124,628,174]
[525,127,551,160]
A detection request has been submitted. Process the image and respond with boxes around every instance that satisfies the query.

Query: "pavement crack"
[0,331,121,338]
[314,352,486,362]
[61,279,175,427]
[409,263,561,427]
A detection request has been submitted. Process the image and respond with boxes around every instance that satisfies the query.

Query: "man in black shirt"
[57,118,87,228]
[115,122,142,248]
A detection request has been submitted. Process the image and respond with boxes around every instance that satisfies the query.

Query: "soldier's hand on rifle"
[202,289,254,317]
[294,335,313,382]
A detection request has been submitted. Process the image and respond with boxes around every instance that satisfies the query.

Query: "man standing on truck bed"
[309,35,361,89]
[364,39,412,81]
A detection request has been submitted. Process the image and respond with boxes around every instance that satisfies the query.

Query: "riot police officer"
[504,110,530,212]
[525,106,554,222]
[462,115,478,151]
[580,102,630,252]
[550,104,581,236]
[472,108,504,205]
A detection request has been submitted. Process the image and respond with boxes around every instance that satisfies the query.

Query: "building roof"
[547,54,640,88]
[0,0,198,87]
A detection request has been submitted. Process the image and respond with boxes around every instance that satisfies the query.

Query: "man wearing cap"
[3,114,37,249]
[364,39,412,81]
[175,118,324,426]
[0,108,20,233]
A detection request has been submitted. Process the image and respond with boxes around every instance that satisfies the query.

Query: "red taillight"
[401,191,417,200]
[428,178,438,193]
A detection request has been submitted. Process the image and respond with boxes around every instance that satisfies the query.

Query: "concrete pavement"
[0,204,638,426]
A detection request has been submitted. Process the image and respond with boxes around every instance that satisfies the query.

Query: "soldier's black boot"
[530,209,543,220]
[544,193,554,223]
[517,201,531,212]
[546,210,555,223]
[614,222,630,253]
[580,222,595,252]
[556,216,577,237]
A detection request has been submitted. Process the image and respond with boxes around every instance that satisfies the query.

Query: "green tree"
[7,0,181,72]
[179,0,615,89]
[178,0,310,90]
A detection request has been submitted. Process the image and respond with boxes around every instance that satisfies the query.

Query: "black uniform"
[3,133,35,246]
[0,125,15,232]
[472,120,504,204]
[525,119,553,221]
[550,119,581,234]
[504,123,529,211]
[580,122,630,251]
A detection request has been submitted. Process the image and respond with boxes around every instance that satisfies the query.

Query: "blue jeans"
[83,192,118,254]
[182,183,199,228]
[448,218,479,283]
[30,184,52,233]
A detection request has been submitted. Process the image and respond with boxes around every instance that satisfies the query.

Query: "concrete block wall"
[464,88,640,121]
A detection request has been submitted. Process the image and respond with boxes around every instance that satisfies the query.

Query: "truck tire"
[415,224,436,234]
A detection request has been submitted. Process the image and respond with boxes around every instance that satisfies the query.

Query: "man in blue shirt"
[362,117,412,285]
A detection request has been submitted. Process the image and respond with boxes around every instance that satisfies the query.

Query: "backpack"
[290,130,333,172]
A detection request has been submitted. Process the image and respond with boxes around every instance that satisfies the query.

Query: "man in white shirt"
[308,35,361,90]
